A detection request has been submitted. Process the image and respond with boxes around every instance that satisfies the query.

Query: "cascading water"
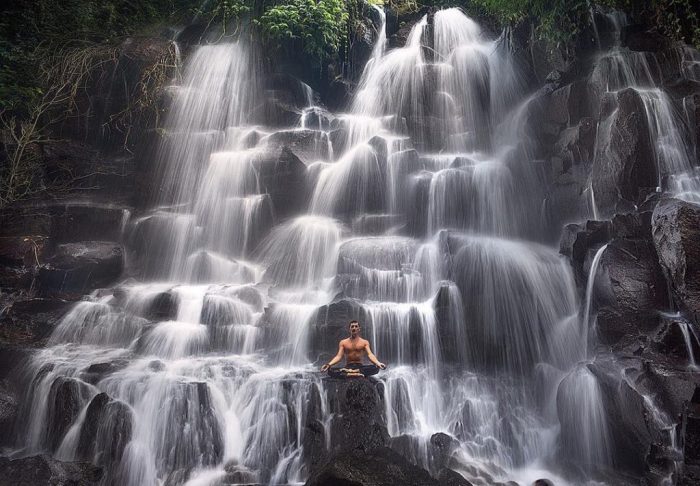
[591,11,700,208]
[10,7,633,486]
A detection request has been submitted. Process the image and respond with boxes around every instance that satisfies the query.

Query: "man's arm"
[365,341,386,369]
[321,341,345,371]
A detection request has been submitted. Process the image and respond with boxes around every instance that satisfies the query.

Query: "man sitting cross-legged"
[320,320,386,378]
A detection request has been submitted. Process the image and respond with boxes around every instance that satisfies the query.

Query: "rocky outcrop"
[312,300,367,362]
[591,88,657,215]
[560,219,612,283]
[0,298,72,346]
[39,242,124,295]
[305,446,439,486]
[652,199,700,324]
[76,393,133,471]
[0,455,102,485]
[681,387,700,484]
[595,238,668,345]
[324,378,388,455]
[46,376,95,452]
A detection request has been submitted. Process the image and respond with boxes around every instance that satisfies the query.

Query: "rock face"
[0,380,18,447]
[682,387,700,484]
[0,298,72,346]
[595,238,668,344]
[652,199,700,324]
[39,241,124,295]
[305,446,439,486]
[591,88,657,215]
[76,393,133,472]
[0,455,102,486]
[303,379,453,486]
[324,378,389,454]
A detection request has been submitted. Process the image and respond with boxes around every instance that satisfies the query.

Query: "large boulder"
[46,377,95,451]
[76,393,133,471]
[324,378,388,455]
[254,147,308,218]
[0,455,102,485]
[591,88,657,216]
[39,241,124,295]
[652,199,700,324]
[304,446,439,486]
[594,238,668,344]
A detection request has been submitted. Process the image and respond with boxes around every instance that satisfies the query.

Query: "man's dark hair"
[349,320,359,327]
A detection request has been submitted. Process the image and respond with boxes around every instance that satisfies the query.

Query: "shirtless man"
[321,320,386,377]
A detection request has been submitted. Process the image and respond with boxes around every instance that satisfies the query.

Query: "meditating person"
[320,320,386,378]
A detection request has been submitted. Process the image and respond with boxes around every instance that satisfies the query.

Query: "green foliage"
[193,0,252,29]
[257,0,349,61]
[407,0,700,48]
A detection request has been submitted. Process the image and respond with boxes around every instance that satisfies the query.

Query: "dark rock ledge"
[305,378,473,486]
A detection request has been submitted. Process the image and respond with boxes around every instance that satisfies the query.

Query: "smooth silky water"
[10,7,665,486]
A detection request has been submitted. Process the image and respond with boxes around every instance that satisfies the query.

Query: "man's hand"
[321,363,330,372]
[377,362,386,370]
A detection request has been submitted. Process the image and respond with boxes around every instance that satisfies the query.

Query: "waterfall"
[582,243,608,333]
[591,12,700,207]
[11,7,639,486]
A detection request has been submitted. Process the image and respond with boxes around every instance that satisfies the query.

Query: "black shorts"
[327,363,380,378]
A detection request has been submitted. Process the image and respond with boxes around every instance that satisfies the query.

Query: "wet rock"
[611,210,653,239]
[305,446,438,486]
[352,214,406,235]
[682,387,700,481]
[433,284,467,364]
[591,88,657,215]
[437,468,473,486]
[0,455,102,485]
[143,291,178,320]
[552,117,596,171]
[269,73,317,109]
[50,203,128,243]
[595,238,668,344]
[264,129,331,165]
[587,359,651,474]
[46,377,95,451]
[429,432,460,471]
[162,381,223,470]
[559,220,612,282]
[652,199,700,324]
[312,299,367,360]
[324,378,388,454]
[77,393,133,470]
[80,359,129,385]
[0,298,72,346]
[533,480,554,486]
[39,241,124,294]
[259,97,301,127]
[303,107,334,131]
[623,27,672,52]
[254,147,307,218]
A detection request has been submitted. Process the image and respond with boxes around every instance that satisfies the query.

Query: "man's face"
[349,322,360,336]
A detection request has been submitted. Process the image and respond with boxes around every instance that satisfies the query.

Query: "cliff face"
[1,3,700,486]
